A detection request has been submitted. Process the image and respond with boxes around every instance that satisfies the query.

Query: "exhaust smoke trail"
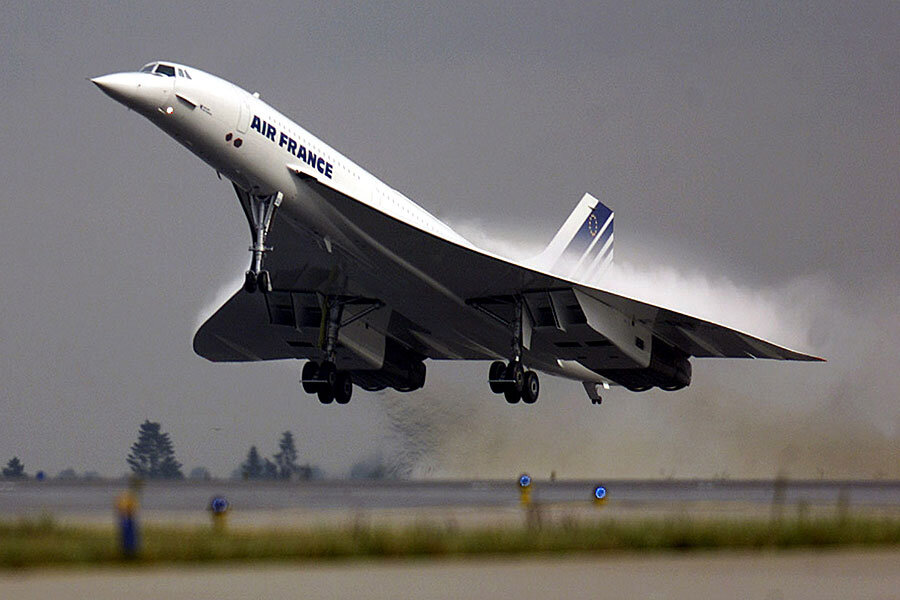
[376,222,899,479]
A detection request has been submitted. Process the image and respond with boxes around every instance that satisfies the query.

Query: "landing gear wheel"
[522,371,539,404]
[334,371,353,404]
[504,361,524,404]
[488,361,506,393]
[504,387,521,404]
[301,361,319,394]
[243,270,257,293]
[256,270,272,294]
[317,386,334,404]
[507,362,525,392]
[318,361,337,389]
[316,362,338,404]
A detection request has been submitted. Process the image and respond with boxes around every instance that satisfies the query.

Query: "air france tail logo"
[250,115,334,179]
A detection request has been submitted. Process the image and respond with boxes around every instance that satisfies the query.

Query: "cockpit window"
[139,63,156,73]
[182,69,191,79]
[154,64,176,77]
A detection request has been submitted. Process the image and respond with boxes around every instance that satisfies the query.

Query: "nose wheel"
[243,270,272,294]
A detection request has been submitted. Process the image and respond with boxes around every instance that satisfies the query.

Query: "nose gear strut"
[242,190,282,294]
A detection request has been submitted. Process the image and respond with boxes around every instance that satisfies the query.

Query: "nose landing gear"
[242,191,282,294]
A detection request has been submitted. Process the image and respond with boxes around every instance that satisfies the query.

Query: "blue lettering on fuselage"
[248,114,333,179]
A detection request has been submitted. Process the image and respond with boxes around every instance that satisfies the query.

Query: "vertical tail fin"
[532,193,614,283]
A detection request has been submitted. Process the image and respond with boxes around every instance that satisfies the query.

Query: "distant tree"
[2,457,26,479]
[83,471,101,481]
[126,420,184,479]
[273,431,299,479]
[57,468,78,480]
[295,463,319,481]
[189,466,211,480]
[159,454,184,479]
[241,445,264,480]
[263,458,278,479]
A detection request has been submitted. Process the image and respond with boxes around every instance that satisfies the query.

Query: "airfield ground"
[1,479,897,596]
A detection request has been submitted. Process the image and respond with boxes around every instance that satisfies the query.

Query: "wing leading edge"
[293,175,822,362]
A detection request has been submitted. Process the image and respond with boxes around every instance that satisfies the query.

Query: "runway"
[3,549,899,600]
[1,479,897,525]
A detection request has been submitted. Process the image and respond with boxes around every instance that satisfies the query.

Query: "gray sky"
[1,1,897,479]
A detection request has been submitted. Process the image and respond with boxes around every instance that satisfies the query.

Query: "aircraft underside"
[194,182,747,406]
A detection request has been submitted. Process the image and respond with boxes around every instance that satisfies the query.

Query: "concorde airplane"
[92,61,822,405]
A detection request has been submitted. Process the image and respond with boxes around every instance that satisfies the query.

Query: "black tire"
[318,362,337,388]
[257,270,272,294]
[317,386,334,404]
[660,384,684,391]
[522,371,539,404]
[409,361,427,390]
[334,371,353,404]
[301,361,319,394]
[243,271,257,293]
[488,361,506,393]
[504,387,521,404]
[506,361,525,393]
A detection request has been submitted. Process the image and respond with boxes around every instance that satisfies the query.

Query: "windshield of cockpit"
[139,62,191,78]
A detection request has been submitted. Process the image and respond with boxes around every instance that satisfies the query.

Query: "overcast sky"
[1,1,897,479]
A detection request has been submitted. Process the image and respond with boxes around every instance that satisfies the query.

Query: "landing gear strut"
[243,191,282,294]
[298,296,383,405]
[479,296,540,404]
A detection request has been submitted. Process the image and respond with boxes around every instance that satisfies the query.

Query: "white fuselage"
[93,63,473,255]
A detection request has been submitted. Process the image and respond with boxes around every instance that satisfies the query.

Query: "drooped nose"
[91,73,140,107]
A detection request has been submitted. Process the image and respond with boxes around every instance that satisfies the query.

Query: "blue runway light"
[519,474,532,488]
[210,496,229,514]
[594,485,607,500]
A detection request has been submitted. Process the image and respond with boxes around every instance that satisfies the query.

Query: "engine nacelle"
[598,338,691,392]
[352,338,426,392]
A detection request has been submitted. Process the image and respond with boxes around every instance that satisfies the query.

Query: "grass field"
[2,514,899,569]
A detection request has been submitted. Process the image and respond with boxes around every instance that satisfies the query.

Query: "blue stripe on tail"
[552,201,614,276]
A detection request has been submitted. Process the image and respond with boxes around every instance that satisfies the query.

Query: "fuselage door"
[237,101,251,133]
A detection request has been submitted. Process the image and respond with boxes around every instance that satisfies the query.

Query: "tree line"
[3,420,392,480]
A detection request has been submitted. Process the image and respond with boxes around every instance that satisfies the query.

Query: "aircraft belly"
[284,185,550,364]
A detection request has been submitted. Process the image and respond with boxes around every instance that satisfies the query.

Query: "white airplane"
[92,61,822,406]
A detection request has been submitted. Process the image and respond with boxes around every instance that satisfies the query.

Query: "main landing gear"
[302,360,353,404]
[242,191,282,294]
[300,297,352,404]
[298,296,384,405]
[477,295,540,405]
[489,360,540,404]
